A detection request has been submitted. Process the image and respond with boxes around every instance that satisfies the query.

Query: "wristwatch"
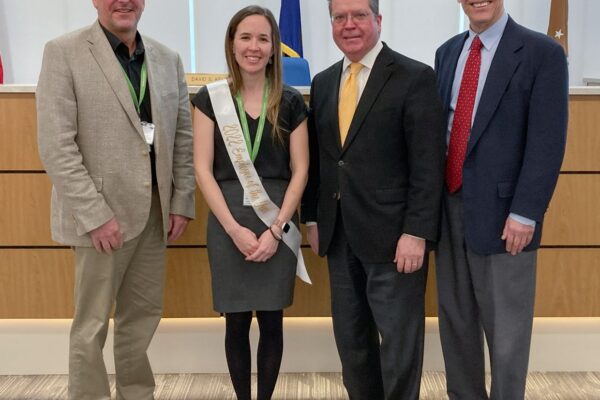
[274,219,290,234]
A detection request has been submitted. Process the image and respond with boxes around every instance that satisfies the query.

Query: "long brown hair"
[225,6,284,142]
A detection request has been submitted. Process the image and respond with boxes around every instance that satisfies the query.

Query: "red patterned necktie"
[445,36,483,193]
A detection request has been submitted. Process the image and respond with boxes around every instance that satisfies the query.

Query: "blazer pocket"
[497,181,516,198]
[90,176,103,192]
[375,188,407,204]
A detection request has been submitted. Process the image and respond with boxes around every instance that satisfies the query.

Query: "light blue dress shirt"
[448,12,535,227]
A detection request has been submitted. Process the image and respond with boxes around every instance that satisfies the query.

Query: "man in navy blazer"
[434,1,568,399]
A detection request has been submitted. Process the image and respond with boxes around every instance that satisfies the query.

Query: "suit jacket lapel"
[143,38,161,155]
[325,61,344,152]
[441,33,469,113]
[467,18,523,156]
[87,21,144,140]
[341,45,393,154]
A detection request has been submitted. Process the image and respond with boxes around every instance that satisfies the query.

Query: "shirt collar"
[342,40,383,72]
[100,23,145,59]
[468,11,508,51]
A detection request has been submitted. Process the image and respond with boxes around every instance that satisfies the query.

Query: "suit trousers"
[327,210,427,400]
[69,188,166,400]
[435,190,536,400]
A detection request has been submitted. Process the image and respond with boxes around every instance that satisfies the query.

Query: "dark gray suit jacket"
[302,44,446,263]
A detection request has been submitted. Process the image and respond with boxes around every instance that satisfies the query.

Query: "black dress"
[192,85,307,312]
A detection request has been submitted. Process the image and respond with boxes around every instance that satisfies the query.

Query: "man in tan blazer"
[36,1,195,399]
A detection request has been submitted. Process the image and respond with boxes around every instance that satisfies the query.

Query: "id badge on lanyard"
[141,121,155,146]
[122,60,154,147]
[236,82,269,206]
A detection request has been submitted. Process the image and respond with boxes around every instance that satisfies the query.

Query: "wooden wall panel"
[0,173,210,246]
[535,249,600,316]
[170,190,209,246]
[2,248,599,318]
[163,249,334,317]
[425,261,439,317]
[0,174,54,246]
[542,175,600,245]
[164,252,443,318]
[562,96,600,171]
[426,249,600,318]
[0,248,438,318]
[1,171,308,247]
[2,92,600,319]
[287,252,331,317]
[163,249,217,317]
[0,249,74,318]
[0,94,41,170]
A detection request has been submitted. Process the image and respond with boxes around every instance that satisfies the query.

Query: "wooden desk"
[1,85,599,318]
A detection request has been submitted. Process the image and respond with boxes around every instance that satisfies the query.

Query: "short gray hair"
[327,0,379,16]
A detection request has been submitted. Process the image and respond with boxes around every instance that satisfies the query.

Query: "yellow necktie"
[338,62,363,145]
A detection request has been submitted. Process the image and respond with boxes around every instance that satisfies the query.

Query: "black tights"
[224,310,284,400]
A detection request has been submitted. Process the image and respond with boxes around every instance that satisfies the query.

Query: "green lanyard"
[235,82,269,162]
[122,59,147,115]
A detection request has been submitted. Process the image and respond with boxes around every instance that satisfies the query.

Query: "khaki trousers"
[69,189,165,400]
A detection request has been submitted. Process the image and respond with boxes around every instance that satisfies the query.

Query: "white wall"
[3,318,600,374]
[194,0,459,77]
[503,0,600,86]
[0,0,190,84]
[0,0,598,85]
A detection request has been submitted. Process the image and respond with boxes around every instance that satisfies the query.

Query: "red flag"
[0,54,4,84]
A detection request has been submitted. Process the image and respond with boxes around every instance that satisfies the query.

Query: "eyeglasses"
[331,11,373,25]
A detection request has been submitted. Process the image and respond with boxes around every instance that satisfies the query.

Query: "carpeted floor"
[0,372,599,399]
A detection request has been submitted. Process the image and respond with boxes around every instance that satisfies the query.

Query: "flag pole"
[547,0,568,56]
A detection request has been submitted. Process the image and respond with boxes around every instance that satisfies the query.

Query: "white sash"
[207,80,311,284]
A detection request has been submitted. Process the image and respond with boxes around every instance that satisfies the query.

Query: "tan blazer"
[37,21,195,247]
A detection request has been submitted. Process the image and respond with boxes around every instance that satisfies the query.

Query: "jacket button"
[144,181,151,188]
[332,192,338,199]
[337,160,345,167]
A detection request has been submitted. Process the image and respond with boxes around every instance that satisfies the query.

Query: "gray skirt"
[207,179,297,313]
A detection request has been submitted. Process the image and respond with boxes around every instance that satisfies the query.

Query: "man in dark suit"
[434,1,568,399]
[301,0,445,398]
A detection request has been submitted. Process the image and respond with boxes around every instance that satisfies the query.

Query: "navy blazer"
[435,17,568,255]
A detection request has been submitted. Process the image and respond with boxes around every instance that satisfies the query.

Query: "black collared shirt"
[101,24,157,184]
[101,25,152,122]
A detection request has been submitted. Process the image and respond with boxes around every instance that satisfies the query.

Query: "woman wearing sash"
[191,5,309,400]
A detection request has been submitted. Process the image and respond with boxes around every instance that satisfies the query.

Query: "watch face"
[282,222,290,233]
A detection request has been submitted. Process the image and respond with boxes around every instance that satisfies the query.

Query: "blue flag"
[279,0,303,57]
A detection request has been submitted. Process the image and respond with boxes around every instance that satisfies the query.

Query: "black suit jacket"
[435,17,568,255]
[302,44,446,263]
